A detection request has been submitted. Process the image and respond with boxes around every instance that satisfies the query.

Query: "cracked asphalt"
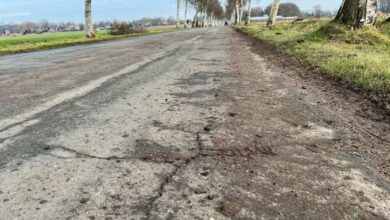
[0,27,390,219]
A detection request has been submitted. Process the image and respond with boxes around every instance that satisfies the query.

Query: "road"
[0,27,390,219]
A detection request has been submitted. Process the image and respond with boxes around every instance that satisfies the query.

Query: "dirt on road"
[0,27,389,219]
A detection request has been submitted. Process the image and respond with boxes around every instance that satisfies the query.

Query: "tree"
[251,7,265,16]
[225,0,246,24]
[208,0,224,25]
[225,0,236,24]
[267,0,280,27]
[189,0,203,27]
[243,7,265,21]
[247,0,252,24]
[314,5,322,18]
[264,3,301,17]
[20,22,34,35]
[184,0,189,28]
[39,20,50,32]
[240,0,245,24]
[188,0,223,27]
[334,0,377,28]
[85,0,95,37]
[177,0,181,28]
[378,0,390,12]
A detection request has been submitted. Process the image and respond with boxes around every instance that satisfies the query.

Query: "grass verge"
[0,28,175,56]
[237,18,390,102]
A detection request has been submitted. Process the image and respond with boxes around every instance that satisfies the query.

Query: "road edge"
[233,26,390,115]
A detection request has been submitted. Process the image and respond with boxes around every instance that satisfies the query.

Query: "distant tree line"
[0,17,181,36]
[264,3,301,17]
[379,0,390,12]
[240,3,336,22]
[0,20,85,35]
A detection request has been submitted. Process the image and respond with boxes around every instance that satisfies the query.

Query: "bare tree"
[207,0,223,26]
[233,0,245,24]
[85,0,95,37]
[189,0,207,27]
[239,0,245,23]
[235,0,240,24]
[177,0,181,28]
[314,5,322,19]
[39,20,50,31]
[225,0,237,24]
[334,0,377,28]
[184,0,188,28]
[189,0,222,27]
[231,9,236,23]
[267,0,280,27]
[247,0,252,24]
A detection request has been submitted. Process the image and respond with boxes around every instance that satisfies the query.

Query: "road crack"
[144,132,203,220]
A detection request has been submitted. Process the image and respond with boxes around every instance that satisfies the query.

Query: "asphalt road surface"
[0,27,390,219]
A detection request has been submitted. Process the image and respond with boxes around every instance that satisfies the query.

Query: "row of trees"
[225,0,247,25]
[84,0,224,38]
[0,18,181,36]
[183,0,224,27]
[83,0,389,37]
[255,0,389,28]
[225,0,281,26]
[5,0,389,37]
[225,0,297,26]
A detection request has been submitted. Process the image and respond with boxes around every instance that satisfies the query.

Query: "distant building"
[250,16,269,22]
[250,15,299,22]
[3,30,21,37]
[65,24,81,31]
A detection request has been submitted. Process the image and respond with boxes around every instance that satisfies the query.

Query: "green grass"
[0,28,175,55]
[237,18,390,99]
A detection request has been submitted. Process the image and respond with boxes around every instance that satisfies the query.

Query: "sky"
[0,0,342,24]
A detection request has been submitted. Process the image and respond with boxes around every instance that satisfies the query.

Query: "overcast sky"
[0,0,342,24]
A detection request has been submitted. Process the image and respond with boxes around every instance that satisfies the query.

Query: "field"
[237,18,390,101]
[0,28,175,56]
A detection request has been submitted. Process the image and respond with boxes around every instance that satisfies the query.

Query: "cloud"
[0,12,31,18]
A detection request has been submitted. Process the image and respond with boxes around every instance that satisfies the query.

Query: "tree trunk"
[240,0,244,24]
[184,0,188,28]
[334,0,377,28]
[203,8,207,26]
[266,0,280,27]
[235,1,240,24]
[231,7,235,24]
[85,0,95,38]
[201,10,204,27]
[247,0,252,24]
[176,0,181,28]
[192,10,199,27]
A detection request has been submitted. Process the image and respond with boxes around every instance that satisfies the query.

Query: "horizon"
[0,0,342,24]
